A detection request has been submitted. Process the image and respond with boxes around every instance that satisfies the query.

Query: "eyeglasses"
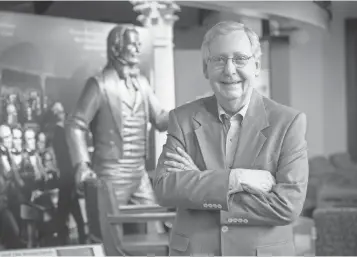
[208,55,253,68]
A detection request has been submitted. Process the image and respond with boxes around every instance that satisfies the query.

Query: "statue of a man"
[66,25,169,255]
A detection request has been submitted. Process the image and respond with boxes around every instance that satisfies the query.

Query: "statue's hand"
[75,162,97,196]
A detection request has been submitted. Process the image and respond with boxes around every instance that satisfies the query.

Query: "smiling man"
[154,21,309,256]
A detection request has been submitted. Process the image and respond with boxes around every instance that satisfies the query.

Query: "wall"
[289,24,326,157]
[322,1,357,157]
[288,1,357,157]
[0,11,153,114]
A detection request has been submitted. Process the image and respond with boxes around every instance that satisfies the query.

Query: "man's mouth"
[221,81,242,85]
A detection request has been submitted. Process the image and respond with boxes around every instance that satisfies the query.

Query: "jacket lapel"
[102,68,126,138]
[193,96,226,171]
[132,77,149,120]
[232,89,270,168]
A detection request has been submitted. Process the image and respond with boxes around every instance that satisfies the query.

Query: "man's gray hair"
[201,21,262,74]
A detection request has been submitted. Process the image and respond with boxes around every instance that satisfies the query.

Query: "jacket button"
[238,218,243,223]
[228,218,233,223]
[203,203,208,208]
[243,219,248,223]
[217,204,222,209]
[221,226,228,233]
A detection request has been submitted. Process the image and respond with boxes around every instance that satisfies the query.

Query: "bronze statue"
[66,25,169,255]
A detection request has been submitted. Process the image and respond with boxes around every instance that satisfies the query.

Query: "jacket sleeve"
[65,77,102,168]
[141,77,169,132]
[153,110,231,211]
[221,112,309,226]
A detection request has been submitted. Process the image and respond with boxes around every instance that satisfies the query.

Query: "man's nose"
[223,59,237,76]
[134,44,140,53]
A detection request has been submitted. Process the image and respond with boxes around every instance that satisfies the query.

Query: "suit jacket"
[154,89,309,256]
[65,66,168,169]
[52,124,75,186]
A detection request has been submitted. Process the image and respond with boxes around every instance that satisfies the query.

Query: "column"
[131,0,180,165]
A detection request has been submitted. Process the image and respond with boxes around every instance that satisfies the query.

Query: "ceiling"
[0,1,209,29]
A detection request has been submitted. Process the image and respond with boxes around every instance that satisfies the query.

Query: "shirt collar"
[217,90,252,123]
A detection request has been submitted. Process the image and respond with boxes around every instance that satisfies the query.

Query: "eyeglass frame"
[207,54,254,68]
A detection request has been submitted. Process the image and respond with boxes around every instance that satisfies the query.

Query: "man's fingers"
[176,147,194,162]
[176,147,197,167]
[166,152,191,166]
[167,167,184,172]
[164,160,184,169]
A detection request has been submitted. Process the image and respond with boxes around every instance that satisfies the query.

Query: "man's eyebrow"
[232,52,251,56]
[211,52,252,57]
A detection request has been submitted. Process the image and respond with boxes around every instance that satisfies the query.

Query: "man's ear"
[255,59,261,77]
[203,62,208,79]
[111,45,119,58]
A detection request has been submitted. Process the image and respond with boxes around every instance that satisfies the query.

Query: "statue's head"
[0,124,12,149]
[107,25,141,66]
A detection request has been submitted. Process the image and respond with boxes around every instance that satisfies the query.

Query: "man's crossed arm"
[153,110,308,226]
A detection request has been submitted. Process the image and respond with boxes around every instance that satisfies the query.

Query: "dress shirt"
[216,92,251,195]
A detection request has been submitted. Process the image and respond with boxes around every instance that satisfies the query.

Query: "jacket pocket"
[256,240,295,256]
[170,233,189,252]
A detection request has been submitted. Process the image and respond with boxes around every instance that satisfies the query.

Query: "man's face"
[118,30,141,65]
[37,133,46,151]
[205,31,260,104]
[43,152,52,169]
[24,130,36,150]
[9,94,17,103]
[29,91,37,99]
[52,102,65,122]
[0,126,12,149]
[6,104,17,116]
[12,130,22,151]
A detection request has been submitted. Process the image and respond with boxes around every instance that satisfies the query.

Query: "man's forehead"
[0,126,11,136]
[25,130,35,137]
[209,31,253,56]
[13,130,22,137]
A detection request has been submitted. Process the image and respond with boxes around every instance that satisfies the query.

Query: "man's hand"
[231,168,276,195]
[75,162,97,196]
[164,147,199,172]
